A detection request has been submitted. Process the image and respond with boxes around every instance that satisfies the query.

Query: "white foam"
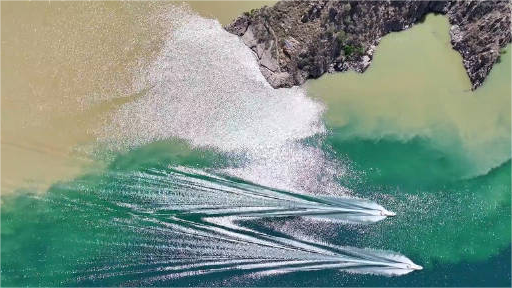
[100,7,352,196]
[103,10,324,152]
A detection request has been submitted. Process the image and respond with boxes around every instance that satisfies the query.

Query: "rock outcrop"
[225,1,511,90]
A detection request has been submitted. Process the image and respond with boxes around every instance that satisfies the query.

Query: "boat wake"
[33,166,420,285]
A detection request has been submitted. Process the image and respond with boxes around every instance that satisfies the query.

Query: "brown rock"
[225,1,511,90]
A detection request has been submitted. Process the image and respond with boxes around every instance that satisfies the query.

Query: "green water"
[1,13,510,287]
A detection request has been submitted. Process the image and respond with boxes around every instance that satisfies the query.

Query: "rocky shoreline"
[225,1,511,90]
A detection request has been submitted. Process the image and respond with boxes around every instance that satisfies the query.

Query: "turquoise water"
[1,9,511,287]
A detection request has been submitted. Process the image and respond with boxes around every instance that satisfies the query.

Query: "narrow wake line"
[123,166,396,224]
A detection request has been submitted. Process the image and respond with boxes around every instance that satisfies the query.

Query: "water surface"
[1,4,510,287]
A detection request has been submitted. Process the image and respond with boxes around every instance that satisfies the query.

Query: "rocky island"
[225,0,511,90]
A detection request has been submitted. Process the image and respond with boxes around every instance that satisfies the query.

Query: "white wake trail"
[113,166,394,224]
[53,165,422,285]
